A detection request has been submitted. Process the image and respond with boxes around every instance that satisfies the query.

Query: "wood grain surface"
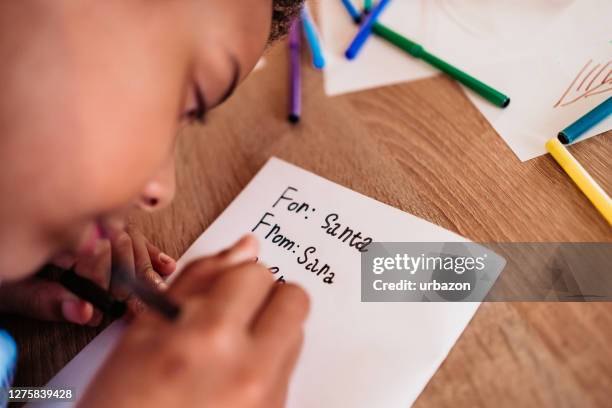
[1,38,611,407]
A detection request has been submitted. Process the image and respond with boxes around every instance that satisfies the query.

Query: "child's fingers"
[127,225,167,290]
[146,240,176,276]
[169,235,259,297]
[0,278,94,325]
[74,239,112,290]
[269,330,304,407]
[197,263,275,328]
[212,234,259,267]
[49,253,76,269]
[109,230,136,300]
[73,239,111,326]
[61,296,95,325]
[252,283,309,357]
[249,283,308,401]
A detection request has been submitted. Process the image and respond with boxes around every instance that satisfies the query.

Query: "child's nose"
[137,157,176,211]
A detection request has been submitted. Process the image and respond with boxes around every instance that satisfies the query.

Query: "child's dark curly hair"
[269,0,305,42]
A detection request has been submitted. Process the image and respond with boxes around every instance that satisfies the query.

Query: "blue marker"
[558,96,612,144]
[0,330,17,407]
[340,0,362,24]
[345,0,392,60]
[301,5,325,69]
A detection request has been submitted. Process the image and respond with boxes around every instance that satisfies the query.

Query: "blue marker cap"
[558,96,612,144]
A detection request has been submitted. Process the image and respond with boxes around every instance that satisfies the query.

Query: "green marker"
[372,22,510,108]
[364,0,373,13]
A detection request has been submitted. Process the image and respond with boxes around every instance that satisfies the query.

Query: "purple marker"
[288,19,301,124]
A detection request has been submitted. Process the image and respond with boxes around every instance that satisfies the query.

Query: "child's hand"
[0,225,176,326]
[78,236,309,408]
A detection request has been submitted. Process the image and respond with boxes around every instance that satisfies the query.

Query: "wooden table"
[2,40,611,407]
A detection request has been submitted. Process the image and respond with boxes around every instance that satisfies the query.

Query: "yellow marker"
[545,138,612,225]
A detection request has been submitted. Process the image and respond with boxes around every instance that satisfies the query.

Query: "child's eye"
[181,85,207,124]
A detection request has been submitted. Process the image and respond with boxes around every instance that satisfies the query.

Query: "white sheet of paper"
[320,0,612,161]
[254,57,266,71]
[42,158,500,408]
[466,42,612,161]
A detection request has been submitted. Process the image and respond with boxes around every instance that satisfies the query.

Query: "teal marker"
[558,96,612,144]
[301,5,325,69]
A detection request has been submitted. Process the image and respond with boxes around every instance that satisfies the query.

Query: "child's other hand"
[79,235,309,408]
[0,225,176,326]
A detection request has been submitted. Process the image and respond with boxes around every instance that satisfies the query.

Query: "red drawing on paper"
[554,59,612,107]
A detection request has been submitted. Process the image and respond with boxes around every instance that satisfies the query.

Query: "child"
[0,0,308,406]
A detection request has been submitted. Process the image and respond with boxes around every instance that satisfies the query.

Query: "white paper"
[466,42,611,161]
[320,0,612,161]
[254,57,266,72]
[42,158,500,408]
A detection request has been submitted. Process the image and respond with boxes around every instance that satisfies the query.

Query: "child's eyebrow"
[217,56,241,105]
